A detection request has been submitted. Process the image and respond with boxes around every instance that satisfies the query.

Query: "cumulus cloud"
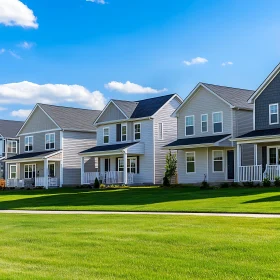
[18,41,34,49]
[183,57,208,66]
[105,81,167,94]
[11,109,31,118]
[222,61,233,66]
[0,81,107,110]
[0,0,38,28]
[86,0,106,4]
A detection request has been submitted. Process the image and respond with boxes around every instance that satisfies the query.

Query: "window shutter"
[262,146,267,173]
[116,124,121,142]
[116,158,119,171]
[137,156,140,174]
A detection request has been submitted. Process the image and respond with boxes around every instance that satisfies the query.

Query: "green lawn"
[0,214,279,279]
[0,186,280,213]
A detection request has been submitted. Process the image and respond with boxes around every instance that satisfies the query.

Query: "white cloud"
[0,81,106,110]
[9,50,21,59]
[0,106,7,111]
[18,41,34,49]
[0,48,5,54]
[0,0,38,28]
[183,57,208,66]
[222,61,233,66]
[86,0,106,4]
[105,81,167,94]
[11,109,31,118]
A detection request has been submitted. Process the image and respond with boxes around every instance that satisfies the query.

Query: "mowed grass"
[0,187,280,213]
[0,214,280,279]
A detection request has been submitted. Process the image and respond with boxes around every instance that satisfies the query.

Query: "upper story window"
[213,112,223,133]
[7,140,17,153]
[201,114,208,133]
[185,116,194,136]
[24,136,33,152]
[103,127,109,144]
[121,124,127,142]
[134,123,141,140]
[158,123,163,140]
[45,133,55,150]
[269,104,279,125]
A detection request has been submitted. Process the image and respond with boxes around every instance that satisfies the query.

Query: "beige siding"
[97,103,127,123]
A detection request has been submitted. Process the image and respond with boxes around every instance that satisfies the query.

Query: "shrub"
[163,176,170,187]
[200,180,210,190]
[242,181,255,188]
[220,182,230,189]
[274,177,280,187]
[263,178,271,187]
[164,151,177,184]
[93,177,100,189]
[230,182,241,188]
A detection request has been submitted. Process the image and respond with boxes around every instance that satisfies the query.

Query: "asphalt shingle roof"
[80,142,138,154]
[112,100,138,118]
[237,128,280,139]
[7,150,60,160]
[39,104,101,131]
[202,83,254,110]
[0,120,24,138]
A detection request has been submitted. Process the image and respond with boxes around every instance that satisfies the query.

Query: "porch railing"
[263,165,280,181]
[6,177,59,188]
[83,171,134,185]
[239,165,263,182]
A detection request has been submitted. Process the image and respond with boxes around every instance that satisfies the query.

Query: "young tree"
[163,151,177,186]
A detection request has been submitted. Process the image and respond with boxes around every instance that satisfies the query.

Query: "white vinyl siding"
[45,133,55,150]
[158,123,163,140]
[24,136,33,152]
[269,103,279,125]
[201,114,208,133]
[185,115,194,136]
[213,112,223,133]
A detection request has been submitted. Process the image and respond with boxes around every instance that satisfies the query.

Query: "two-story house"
[5,103,101,188]
[0,120,24,179]
[235,63,280,182]
[165,83,254,184]
[80,94,182,185]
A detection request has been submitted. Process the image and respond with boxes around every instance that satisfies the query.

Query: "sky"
[1,0,280,120]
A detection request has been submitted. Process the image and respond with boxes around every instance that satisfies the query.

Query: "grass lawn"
[0,214,280,279]
[0,186,280,213]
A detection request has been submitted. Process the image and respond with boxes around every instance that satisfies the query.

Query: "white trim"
[24,163,36,179]
[153,118,155,184]
[6,140,17,154]
[95,117,152,127]
[212,111,223,134]
[121,123,127,142]
[269,103,279,125]
[9,164,17,179]
[103,127,110,144]
[24,135,33,152]
[185,115,195,136]
[253,102,256,130]
[201,114,208,133]
[45,132,56,150]
[60,131,63,187]
[212,150,224,173]
[117,156,137,173]
[206,147,209,181]
[19,128,61,136]
[266,145,280,165]
[158,122,164,140]
[48,162,56,177]
[44,150,62,159]
[134,123,141,141]
[186,151,196,174]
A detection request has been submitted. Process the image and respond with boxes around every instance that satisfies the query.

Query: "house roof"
[80,142,139,154]
[0,119,24,138]
[236,128,280,139]
[38,104,101,131]
[166,134,231,148]
[6,150,61,161]
[112,100,138,118]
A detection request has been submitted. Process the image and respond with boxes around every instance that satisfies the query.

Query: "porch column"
[60,161,63,188]
[236,143,241,182]
[81,157,85,185]
[254,144,258,166]
[44,159,49,189]
[5,162,8,180]
[123,151,128,185]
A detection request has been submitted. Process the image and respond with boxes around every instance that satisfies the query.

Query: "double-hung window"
[213,112,223,133]
[185,116,194,136]
[24,164,36,179]
[186,152,195,173]
[201,114,208,133]
[158,123,163,140]
[7,140,17,153]
[45,133,55,150]
[118,157,137,173]
[9,165,17,179]
[48,163,55,177]
[24,136,33,152]
[213,150,224,172]
[134,123,141,140]
[103,127,109,144]
[121,124,127,142]
[269,104,279,125]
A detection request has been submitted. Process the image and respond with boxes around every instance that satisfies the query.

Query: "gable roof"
[0,119,24,138]
[112,100,138,118]
[173,83,254,117]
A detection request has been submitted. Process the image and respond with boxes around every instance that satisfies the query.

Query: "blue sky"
[1,0,280,119]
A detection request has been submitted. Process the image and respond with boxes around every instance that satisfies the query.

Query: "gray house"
[166,83,254,184]
[5,103,100,188]
[0,120,24,179]
[235,63,280,182]
[80,94,182,185]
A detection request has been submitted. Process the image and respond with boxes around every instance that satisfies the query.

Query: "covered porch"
[80,142,145,185]
[5,150,62,189]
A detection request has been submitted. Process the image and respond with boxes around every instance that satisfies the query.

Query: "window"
[103,127,109,144]
[158,123,163,140]
[121,124,127,142]
[186,152,195,173]
[269,104,279,125]
[213,150,224,172]
[45,133,55,150]
[48,163,55,177]
[118,157,137,173]
[24,164,36,179]
[24,136,33,152]
[7,140,17,153]
[201,114,208,133]
[9,165,17,179]
[134,123,141,140]
[213,112,223,133]
[268,147,280,165]
[185,116,194,136]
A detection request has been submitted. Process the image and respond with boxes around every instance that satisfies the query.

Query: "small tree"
[163,151,177,186]
[94,177,100,189]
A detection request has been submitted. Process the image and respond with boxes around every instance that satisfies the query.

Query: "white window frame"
[45,133,55,150]
[7,140,17,153]
[118,157,137,173]
[48,162,56,177]
[24,164,36,179]
[24,136,33,152]
[269,103,279,125]
[201,114,208,133]
[185,115,195,136]
[212,111,223,134]
[121,124,127,142]
[158,123,164,140]
[212,150,224,173]
[9,164,17,179]
[134,123,141,141]
[103,127,110,144]
[186,151,196,174]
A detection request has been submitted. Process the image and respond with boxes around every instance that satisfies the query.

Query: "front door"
[227,150,234,180]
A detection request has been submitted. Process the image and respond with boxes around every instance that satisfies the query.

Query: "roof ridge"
[136,93,175,102]
[202,82,254,92]
[38,103,101,112]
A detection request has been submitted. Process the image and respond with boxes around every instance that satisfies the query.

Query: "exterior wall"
[20,106,59,134]
[177,87,232,139]
[232,109,254,137]
[63,131,97,185]
[97,103,127,123]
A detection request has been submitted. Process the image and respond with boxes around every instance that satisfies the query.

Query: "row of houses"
[1,63,280,188]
